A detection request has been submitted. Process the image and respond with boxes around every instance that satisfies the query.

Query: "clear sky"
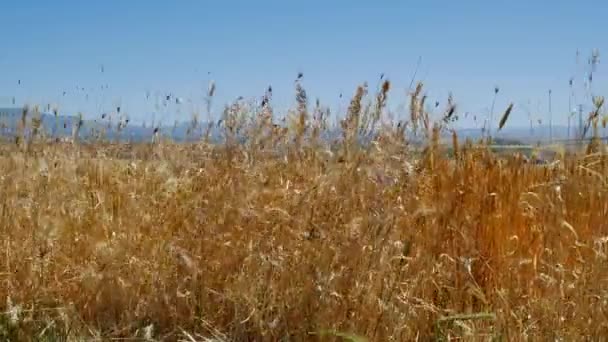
[1,0,607,129]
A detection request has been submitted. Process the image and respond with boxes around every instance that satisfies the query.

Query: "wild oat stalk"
[582,96,605,139]
[293,80,308,152]
[409,82,423,137]
[341,83,367,159]
[441,93,457,135]
[17,105,29,147]
[488,86,500,138]
[311,98,323,145]
[452,129,460,159]
[203,80,216,142]
[497,103,514,131]
[71,112,84,145]
[367,79,391,139]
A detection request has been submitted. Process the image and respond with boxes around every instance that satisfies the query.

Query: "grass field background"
[1,81,608,341]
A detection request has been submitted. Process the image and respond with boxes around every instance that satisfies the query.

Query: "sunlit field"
[2,80,608,341]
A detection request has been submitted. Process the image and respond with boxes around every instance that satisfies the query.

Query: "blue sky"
[0,0,606,128]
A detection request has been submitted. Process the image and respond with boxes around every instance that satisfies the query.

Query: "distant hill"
[0,107,76,137]
[453,124,608,144]
[0,107,210,142]
[0,107,605,144]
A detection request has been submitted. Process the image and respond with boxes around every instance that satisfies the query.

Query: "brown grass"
[1,82,608,341]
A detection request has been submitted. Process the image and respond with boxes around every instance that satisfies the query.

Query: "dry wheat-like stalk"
[497,103,513,131]
[1,80,608,341]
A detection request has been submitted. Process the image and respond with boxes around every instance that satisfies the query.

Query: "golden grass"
[1,82,608,341]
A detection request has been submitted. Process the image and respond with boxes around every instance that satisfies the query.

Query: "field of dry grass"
[2,81,608,341]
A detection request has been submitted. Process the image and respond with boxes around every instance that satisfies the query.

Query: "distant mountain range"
[0,107,603,144]
[0,107,218,142]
